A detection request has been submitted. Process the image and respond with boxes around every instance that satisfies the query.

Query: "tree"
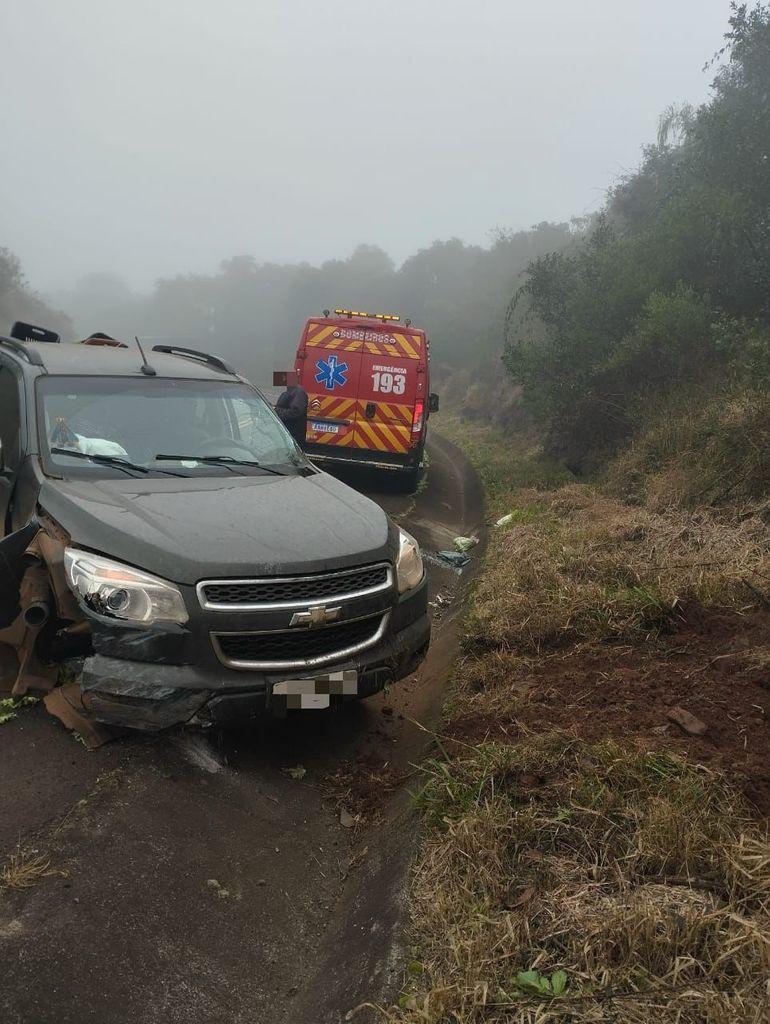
[505,2,770,468]
[0,246,72,339]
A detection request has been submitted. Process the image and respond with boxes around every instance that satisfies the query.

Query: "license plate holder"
[272,670,358,710]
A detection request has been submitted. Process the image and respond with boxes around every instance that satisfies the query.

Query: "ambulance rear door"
[355,328,424,457]
[300,319,363,451]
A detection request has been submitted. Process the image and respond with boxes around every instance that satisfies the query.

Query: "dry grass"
[608,387,770,510]
[1,846,65,890]
[389,736,770,1024]
[383,426,770,1024]
[467,485,770,653]
[436,416,573,515]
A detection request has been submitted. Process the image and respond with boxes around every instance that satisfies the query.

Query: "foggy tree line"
[505,2,770,472]
[42,224,573,388]
[5,225,574,403]
[0,248,71,339]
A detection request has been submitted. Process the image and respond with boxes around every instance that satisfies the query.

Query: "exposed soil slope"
[449,603,770,814]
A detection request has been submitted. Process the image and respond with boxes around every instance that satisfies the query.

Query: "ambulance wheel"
[400,466,420,493]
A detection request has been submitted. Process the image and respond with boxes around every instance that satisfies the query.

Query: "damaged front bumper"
[2,515,430,736]
[81,608,430,730]
[82,615,430,730]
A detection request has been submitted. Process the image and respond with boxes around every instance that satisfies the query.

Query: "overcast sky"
[2,0,730,292]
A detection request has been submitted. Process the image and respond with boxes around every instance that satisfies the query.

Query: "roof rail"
[151,345,236,375]
[0,336,46,367]
[10,321,60,344]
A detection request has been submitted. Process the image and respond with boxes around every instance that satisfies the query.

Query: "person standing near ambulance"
[275,381,309,446]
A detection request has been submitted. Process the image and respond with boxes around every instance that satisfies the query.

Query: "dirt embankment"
[449,603,770,813]
[389,423,770,1024]
[453,484,770,816]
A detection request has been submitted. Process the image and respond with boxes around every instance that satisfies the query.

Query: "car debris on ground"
[437,550,471,569]
[452,535,479,552]
[428,592,453,621]
[420,549,471,573]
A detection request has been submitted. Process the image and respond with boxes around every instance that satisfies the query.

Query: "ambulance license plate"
[273,670,358,709]
[312,421,340,434]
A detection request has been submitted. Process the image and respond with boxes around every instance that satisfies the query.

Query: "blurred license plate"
[312,421,340,434]
[273,670,358,709]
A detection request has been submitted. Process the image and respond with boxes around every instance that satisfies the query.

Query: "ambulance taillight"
[410,398,425,444]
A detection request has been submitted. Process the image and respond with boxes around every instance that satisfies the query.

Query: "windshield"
[37,376,307,478]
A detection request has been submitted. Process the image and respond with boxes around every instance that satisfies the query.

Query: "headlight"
[396,527,424,594]
[63,549,188,625]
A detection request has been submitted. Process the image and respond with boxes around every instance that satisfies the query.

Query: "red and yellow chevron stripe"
[305,396,413,454]
[305,324,339,347]
[355,399,412,426]
[304,323,421,360]
[305,424,358,448]
[350,419,410,454]
[307,394,356,420]
[305,393,355,448]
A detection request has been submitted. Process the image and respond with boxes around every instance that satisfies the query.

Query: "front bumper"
[78,578,430,731]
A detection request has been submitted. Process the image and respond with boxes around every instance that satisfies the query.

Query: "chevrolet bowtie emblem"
[290,605,342,628]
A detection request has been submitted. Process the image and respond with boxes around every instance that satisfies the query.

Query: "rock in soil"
[667,706,708,737]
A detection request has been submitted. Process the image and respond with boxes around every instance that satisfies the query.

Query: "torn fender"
[0,516,84,695]
[0,519,41,629]
[0,520,48,694]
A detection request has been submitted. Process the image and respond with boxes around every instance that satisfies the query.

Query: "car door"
[0,360,29,631]
[0,360,23,536]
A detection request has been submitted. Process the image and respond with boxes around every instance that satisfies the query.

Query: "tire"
[400,466,420,493]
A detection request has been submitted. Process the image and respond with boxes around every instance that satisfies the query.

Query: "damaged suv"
[0,329,429,732]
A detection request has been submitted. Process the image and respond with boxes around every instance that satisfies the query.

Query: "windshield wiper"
[51,447,187,478]
[154,454,287,476]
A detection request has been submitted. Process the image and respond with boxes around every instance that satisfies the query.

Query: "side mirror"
[428,393,440,413]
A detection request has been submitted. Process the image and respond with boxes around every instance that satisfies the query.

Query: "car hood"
[38,471,393,584]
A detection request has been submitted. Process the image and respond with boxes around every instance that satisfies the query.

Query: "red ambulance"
[292,309,438,489]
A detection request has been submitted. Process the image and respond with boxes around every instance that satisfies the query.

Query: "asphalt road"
[0,435,484,1024]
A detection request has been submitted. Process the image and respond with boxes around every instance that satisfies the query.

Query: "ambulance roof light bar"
[332,308,400,322]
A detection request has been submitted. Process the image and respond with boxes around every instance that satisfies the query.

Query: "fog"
[2,0,728,295]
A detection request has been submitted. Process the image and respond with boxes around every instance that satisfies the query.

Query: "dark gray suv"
[0,329,429,731]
